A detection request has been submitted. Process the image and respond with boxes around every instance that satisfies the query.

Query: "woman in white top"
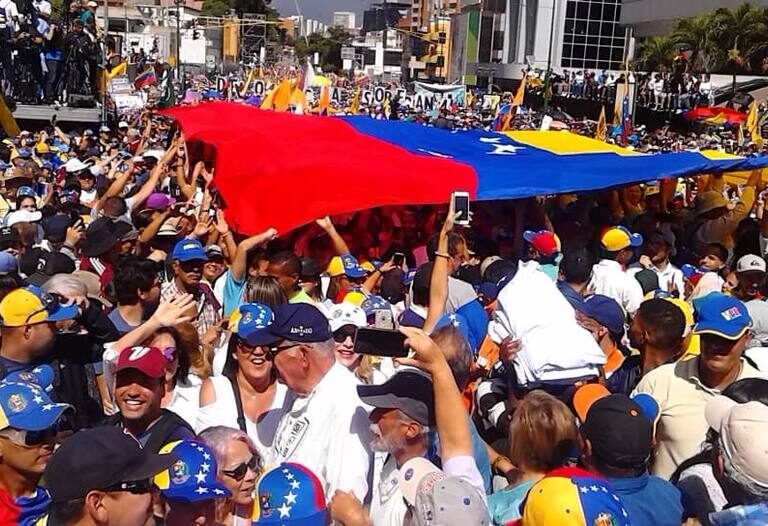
[198,426,262,526]
[197,303,291,455]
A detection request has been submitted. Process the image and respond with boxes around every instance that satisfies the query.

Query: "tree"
[672,14,717,72]
[294,26,352,72]
[709,3,767,70]
[200,0,230,17]
[638,36,677,72]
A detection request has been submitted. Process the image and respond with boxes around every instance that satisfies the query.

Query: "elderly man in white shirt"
[590,226,645,315]
[263,303,372,502]
[628,228,685,294]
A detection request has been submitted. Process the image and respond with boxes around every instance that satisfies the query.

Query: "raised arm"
[230,228,278,283]
[316,216,350,256]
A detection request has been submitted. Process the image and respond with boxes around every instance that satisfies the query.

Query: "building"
[333,11,357,29]
[410,0,460,31]
[621,0,768,37]
[451,0,628,88]
[282,15,327,37]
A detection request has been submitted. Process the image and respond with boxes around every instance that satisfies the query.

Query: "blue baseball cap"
[253,462,327,525]
[0,252,17,275]
[229,303,278,347]
[361,295,391,316]
[340,254,366,279]
[266,303,332,344]
[16,186,36,199]
[576,294,626,336]
[171,239,208,262]
[0,381,71,431]
[4,364,55,393]
[154,440,231,502]
[693,293,752,340]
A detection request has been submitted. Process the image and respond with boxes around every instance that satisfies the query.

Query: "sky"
[271,0,371,24]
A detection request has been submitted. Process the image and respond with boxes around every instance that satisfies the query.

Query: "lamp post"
[174,0,181,81]
[542,0,557,110]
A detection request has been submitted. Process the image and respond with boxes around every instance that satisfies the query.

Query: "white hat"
[5,210,42,227]
[326,302,366,332]
[157,218,180,237]
[142,149,164,160]
[87,1,97,7]
[118,121,129,129]
[736,254,767,274]
[64,158,90,173]
[706,395,768,489]
[99,125,110,133]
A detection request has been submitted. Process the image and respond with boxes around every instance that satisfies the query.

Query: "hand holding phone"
[353,327,409,358]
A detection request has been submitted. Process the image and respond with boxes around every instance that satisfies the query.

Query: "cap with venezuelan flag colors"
[228,302,277,346]
[154,440,231,503]
[253,462,327,525]
[523,230,562,256]
[692,293,752,340]
[0,286,78,327]
[326,254,366,279]
[521,467,630,526]
[600,226,643,252]
[0,381,70,431]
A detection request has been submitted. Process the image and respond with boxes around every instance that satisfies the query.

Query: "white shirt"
[196,376,291,457]
[267,362,373,501]
[627,261,685,295]
[0,0,18,31]
[590,259,644,315]
[165,374,203,428]
[370,454,407,526]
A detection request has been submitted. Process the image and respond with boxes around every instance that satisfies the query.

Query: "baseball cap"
[5,209,42,227]
[0,381,70,431]
[146,192,176,210]
[64,158,90,173]
[171,239,208,262]
[229,303,277,347]
[118,121,129,129]
[705,395,768,489]
[523,230,561,256]
[45,426,177,502]
[153,440,231,502]
[4,364,55,393]
[521,467,630,526]
[115,346,168,379]
[600,226,643,252]
[361,295,392,316]
[326,254,366,279]
[81,217,133,257]
[205,245,224,259]
[576,294,625,336]
[157,218,181,237]
[0,286,78,327]
[326,302,367,332]
[253,462,327,525]
[25,251,77,287]
[267,303,332,344]
[398,457,490,526]
[16,186,36,199]
[736,254,767,274]
[357,369,435,425]
[0,252,17,275]
[99,125,110,133]
[692,293,752,340]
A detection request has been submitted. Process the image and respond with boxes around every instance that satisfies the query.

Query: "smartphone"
[452,191,470,225]
[393,252,405,267]
[353,327,409,358]
[374,309,394,330]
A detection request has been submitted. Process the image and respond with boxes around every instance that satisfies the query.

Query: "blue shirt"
[557,281,584,309]
[429,416,492,494]
[487,480,535,525]
[223,270,247,318]
[607,471,683,526]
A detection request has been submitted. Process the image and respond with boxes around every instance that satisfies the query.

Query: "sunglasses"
[221,455,259,481]
[266,343,300,360]
[0,425,58,447]
[103,478,153,495]
[333,328,356,343]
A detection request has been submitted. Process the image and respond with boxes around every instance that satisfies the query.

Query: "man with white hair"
[261,303,373,502]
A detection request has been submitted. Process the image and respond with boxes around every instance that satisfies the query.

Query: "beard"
[370,424,407,453]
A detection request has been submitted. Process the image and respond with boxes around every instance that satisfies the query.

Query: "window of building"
[561,0,626,70]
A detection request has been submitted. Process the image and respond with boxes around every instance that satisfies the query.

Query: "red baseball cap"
[115,346,168,378]
[523,230,561,257]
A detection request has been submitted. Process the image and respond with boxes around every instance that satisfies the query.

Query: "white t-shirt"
[371,454,407,526]
[196,375,291,456]
[266,363,373,501]
[590,259,644,315]
[165,374,203,428]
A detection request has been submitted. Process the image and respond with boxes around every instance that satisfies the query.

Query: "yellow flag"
[465,89,474,108]
[349,87,360,114]
[106,61,127,82]
[0,94,20,137]
[738,124,745,146]
[290,86,308,114]
[262,79,292,112]
[747,101,763,146]
[318,86,330,115]
[595,106,607,141]
[512,74,526,107]
[382,96,390,119]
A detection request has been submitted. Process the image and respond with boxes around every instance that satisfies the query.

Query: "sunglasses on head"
[221,455,259,481]
[103,478,153,495]
[333,327,356,343]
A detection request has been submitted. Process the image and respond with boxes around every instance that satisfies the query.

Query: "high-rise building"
[333,11,357,29]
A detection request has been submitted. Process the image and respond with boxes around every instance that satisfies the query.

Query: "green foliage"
[293,26,352,72]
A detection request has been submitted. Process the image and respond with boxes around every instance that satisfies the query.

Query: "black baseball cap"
[580,394,653,469]
[45,426,177,502]
[357,370,435,426]
[25,251,77,286]
[265,303,332,344]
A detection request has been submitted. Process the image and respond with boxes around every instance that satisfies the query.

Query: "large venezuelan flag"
[162,102,768,235]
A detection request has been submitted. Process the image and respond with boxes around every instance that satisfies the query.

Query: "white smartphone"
[452,191,471,226]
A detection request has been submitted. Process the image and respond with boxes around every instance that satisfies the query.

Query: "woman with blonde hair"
[198,426,262,526]
[487,390,579,525]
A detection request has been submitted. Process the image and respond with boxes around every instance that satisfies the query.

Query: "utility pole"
[542,0,557,110]
[174,0,181,81]
[101,0,110,122]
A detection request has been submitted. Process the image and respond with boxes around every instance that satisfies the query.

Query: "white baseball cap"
[64,158,91,173]
[118,121,129,129]
[5,210,42,227]
[736,254,767,274]
[706,395,768,489]
[325,302,366,332]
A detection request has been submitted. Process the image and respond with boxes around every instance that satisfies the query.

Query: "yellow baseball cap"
[0,287,78,327]
[600,226,643,252]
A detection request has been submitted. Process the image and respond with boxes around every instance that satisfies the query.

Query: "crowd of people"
[0,0,106,104]
[4,101,768,526]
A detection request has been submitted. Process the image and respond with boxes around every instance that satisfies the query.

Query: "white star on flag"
[285,473,295,481]
[278,503,292,518]
[213,489,226,495]
[195,471,206,483]
[290,480,300,490]
[285,492,297,505]
[590,485,599,492]
[580,486,589,493]
[32,367,42,373]
[42,404,53,411]
[203,453,211,460]
[487,144,524,155]
[201,462,210,473]
[33,396,43,404]
[282,468,290,474]
[196,446,205,452]
[195,487,208,494]
[479,137,501,143]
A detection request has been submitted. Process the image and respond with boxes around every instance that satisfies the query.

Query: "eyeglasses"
[0,425,58,447]
[103,478,153,495]
[333,328,356,343]
[221,455,259,481]
[161,347,177,360]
